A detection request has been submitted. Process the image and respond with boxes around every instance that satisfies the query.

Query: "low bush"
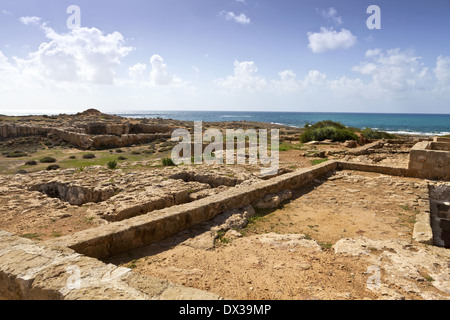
[107,161,118,170]
[306,120,348,130]
[6,150,27,158]
[361,128,398,140]
[82,153,96,159]
[25,160,38,166]
[300,126,358,143]
[46,164,60,171]
[40,157,57,163]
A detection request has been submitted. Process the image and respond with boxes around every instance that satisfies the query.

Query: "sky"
[1,0,450,114]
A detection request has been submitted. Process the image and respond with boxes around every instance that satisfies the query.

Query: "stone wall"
[0,123,173,149]
[429,183,450,248]
[45,161,339,259]
[408,141,450,180]
[0,124,51,138]
[0,231,220,300]
[434,137,450,143]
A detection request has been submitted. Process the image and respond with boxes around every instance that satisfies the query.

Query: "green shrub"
[300,126,358,143]
[117,156,127,161]
[361,128,398,140]
[82,153,96,159]
[40,157,57,163]
[6,150,27,158]
[107,161,118,170]
[307,120,348,130]
[46,164,60,171]
[25,160,38,166]
[162,157,176,166]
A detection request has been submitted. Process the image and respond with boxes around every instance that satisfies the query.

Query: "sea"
[114,111,450,136]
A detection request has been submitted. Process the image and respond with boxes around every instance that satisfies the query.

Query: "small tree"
[107,161,118,170]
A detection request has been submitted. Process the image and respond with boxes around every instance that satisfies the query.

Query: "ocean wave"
[386,130,450,136]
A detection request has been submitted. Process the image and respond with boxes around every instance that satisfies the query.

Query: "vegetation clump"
[82,153,96,159]
[300,121,359,143]
[361,128,398,140]
[46,164,60,171]
[40,157,57,163]
[107,161,118,170]
[5,150,27,158]
[162,157,176,166]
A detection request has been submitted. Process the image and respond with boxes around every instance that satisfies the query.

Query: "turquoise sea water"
[116,111,450,136]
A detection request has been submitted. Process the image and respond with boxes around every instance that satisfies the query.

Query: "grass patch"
[21,233,41,240]
[319,242,333,250]
[311,158,329,166]
[128,260,137,269]
[279,143,306,152]
[162,157,176,166]
[216,230,231,245]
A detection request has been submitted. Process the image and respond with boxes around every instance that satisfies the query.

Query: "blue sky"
[1,0,450,114]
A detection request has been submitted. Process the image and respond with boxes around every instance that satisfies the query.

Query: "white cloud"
[220,11,251,25]
[307,27,357,53]
[215,60,266,92]
[435,55,450,86]
[319,7,343,26]
[352,48,430,92]
[14,24,134,85]
[128,63,147,79]
[2,10,13,16]
[149,54,182,86]
[19,16,41,25]
[270,70,300,93]
[278,70,296,82]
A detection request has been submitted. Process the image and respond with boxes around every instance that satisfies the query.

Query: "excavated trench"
[29,182,120,206]
[429,184,450,248]
[169,172,242,188]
